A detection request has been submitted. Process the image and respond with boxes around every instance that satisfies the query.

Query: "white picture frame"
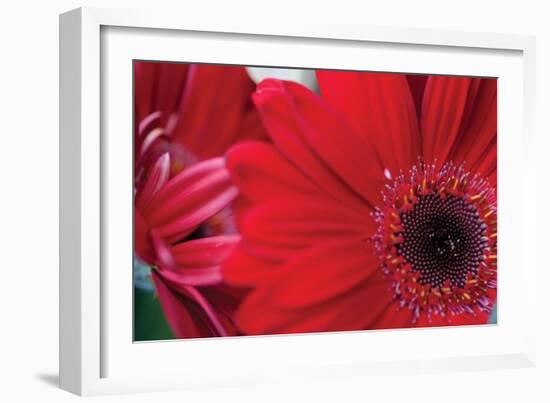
[59,6,537,396]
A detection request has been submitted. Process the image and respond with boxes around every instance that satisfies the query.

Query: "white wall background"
[0,0,548,401]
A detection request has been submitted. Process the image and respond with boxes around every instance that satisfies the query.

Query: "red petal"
[231,102,269,144]
[134,61,157,128]
[172,65,260,158]
[150,228,177,271]
[156,185,237,244]
[171,235,240,268]
[145,160,238,243]
[323,274,392,330]
[317,70,421,177]
[236,270,392,335]
[243,240,379,309]
[153,63,190,131]
[136,153,170,211]
[445,310,490,326]
[231,197,254,233]
[222,242,280,288]
[152,271,205,338]
[240,197,373,260]
[199,285,244,336]
[447,78,497,172]
[226,140,320,203]
[149,157,225,208]
[369,303,415,330]
[163,282,229,337]
[487,170,496,187]
[421,76,479,168]
[253,79,381,209]
[411,310,452,328]
[134,61,189,137]
[160,265,223,286]
[407,74,428,120]
[155,271,243,337]
[154,236,240,287]
[470,138,496,180]
[134,208,154,264]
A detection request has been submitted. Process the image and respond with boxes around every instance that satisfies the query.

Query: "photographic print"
[133,61,497,341]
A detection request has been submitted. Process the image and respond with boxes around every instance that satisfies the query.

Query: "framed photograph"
[60,6,537,396]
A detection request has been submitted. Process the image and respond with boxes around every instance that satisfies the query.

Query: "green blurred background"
[134,258,174,341]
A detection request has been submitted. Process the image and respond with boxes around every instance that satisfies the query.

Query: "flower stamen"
[372,162,497,323]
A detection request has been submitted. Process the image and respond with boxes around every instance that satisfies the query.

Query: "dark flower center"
[372,162,497,322]
[397,194,487,288]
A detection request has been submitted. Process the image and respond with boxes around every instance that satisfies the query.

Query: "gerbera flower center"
[372,163,497,322]
[398,194,487,289]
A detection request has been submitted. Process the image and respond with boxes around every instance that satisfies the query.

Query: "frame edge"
[59,7,83,396]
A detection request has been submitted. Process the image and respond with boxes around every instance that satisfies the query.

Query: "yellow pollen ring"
[470,193,482,201]
[390,224,401,232]
[390,234,403,244]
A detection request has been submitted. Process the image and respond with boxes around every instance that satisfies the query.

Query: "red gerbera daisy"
[134,62,265,338]
[224,71,497,335]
